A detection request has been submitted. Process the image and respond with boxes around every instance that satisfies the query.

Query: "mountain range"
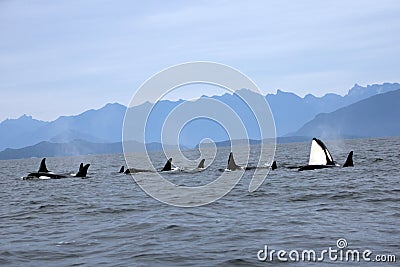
[0,82,399,159]
[293,89,400,137]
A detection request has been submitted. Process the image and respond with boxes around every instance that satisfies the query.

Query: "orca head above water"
[299,138,354,171]
[309,138,336,166]
[298,138,337,171]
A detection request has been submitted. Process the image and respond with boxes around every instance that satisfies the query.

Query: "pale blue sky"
[1,0,399,121]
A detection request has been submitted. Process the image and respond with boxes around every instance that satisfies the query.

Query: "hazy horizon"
[1,1,399,121]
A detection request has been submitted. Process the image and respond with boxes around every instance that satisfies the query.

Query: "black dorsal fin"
[76,163,90,177]
[119,166,125,173]
[271,161,277,170]
[343,151,354,167]
[197,159,205,169]
[38,158,49,173]
[227,152,240,170]
[79,163,83,172]
[161,158,172,171]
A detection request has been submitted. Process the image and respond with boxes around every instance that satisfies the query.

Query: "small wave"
[165,224,180,229]
[221,258,255,266]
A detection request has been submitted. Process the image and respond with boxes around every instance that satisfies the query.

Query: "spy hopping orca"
[24,158,90,179]
[298,138,353,171]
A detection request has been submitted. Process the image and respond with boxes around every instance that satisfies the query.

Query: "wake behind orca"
[23,158,90,179]
[298,138,353,171]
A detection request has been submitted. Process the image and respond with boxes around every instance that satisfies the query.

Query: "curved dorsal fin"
[161,158,172,171]
[119,166,125,173]
[76,163,90,177]
[38,158,49,173]
[227,152,240,170]
[343,151,354,167]
[271,161,277,170]
[197,159,205,169]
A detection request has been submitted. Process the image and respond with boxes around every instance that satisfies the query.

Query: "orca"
[226,152,244,171]
[197,159,205,169]
[38,158,49,173]
[124,167,152,174]
[24,158,90,179]
[227,152,241,171]
[224,152,271,171]
[121,158,181,174]
[161,158,173,171]
[298,138,353,171]
[183,159,206,173]
[119,166,125,173]
[75,163,90,177]
[271,161,277,170]
[343,151,354,167]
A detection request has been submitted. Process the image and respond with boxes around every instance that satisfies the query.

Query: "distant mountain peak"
[347,82,400,98]
[104,102,126,108]
[18,114,32,119]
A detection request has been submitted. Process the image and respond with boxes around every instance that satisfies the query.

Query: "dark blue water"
[0,138,399,266]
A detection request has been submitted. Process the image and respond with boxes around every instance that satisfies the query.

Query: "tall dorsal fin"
[227,152,240,170]
[119,166,125,173]
[38,158,49,173]
[271,161,277,170]
[79,163,83,172]
[309,138,335,166]
[161,158,172,171]
[76,163,90,177]
[197,159,205,169]
[343,151,354,167]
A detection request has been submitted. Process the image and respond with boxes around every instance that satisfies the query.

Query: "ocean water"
[0,137,399,266]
